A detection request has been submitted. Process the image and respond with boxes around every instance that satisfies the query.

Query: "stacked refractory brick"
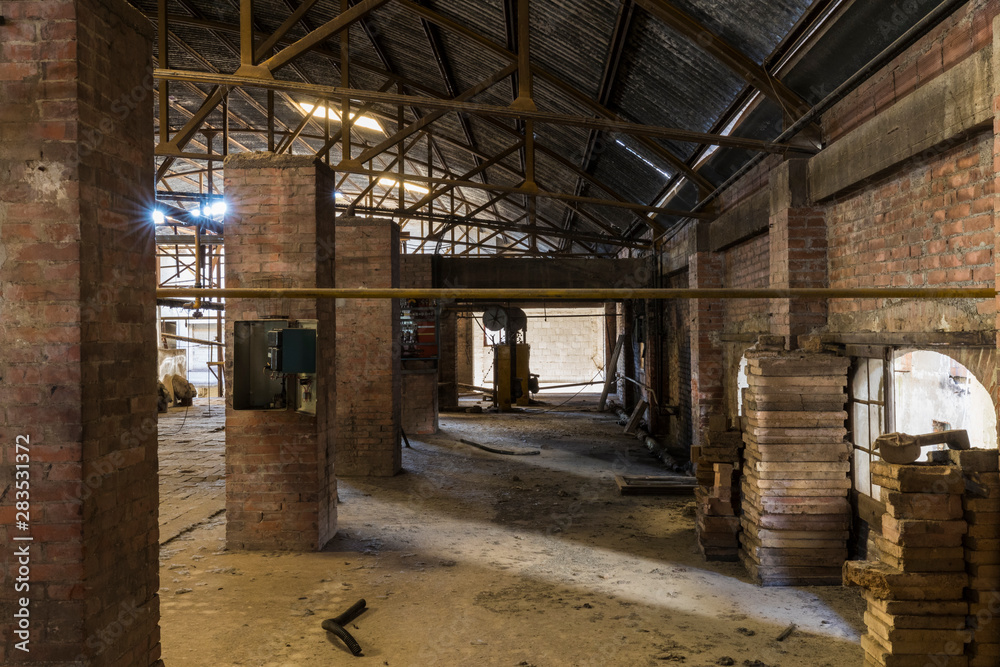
[846,460,971,667]
[739,348,851,585]
[694,423,743,561]
[942,449,1000,667]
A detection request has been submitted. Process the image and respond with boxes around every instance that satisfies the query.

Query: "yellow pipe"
[156,287,996,300]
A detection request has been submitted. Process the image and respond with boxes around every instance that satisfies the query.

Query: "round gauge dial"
[483,306,508,332]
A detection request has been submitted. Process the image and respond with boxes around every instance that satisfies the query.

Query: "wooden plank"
[615,475,696,496]
[623,398,648,435]
[599,333,625,412]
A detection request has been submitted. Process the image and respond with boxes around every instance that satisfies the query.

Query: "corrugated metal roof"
[145,0,961,255]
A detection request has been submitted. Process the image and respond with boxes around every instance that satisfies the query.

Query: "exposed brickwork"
[438,310,459,409]
[662,271,692,451]
[223,153,337,550]
[824,0,999,143]
[398,254,438,433]
[0,0,160,664]
[688,252,724,448]
[770,205,828,342]
[827,131,995,329]
[723,234,770,333]
[335,218,401,477]
[402,371,439,435]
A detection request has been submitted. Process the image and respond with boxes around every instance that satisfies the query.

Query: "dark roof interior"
[141,0,956,255]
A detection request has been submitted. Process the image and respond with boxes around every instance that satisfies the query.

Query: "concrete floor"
[157,397,865,666]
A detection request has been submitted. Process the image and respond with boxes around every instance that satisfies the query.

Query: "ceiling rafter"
[143,10,698,233]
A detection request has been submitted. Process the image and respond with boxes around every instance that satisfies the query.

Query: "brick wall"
[688,252,725,448]
[470,308,606,386]
[223,153,337,550]
[826,130,995,332]
[824,0,996,143]
[334,218,401,477]
[723,234,770,333]
[0,0,160,664]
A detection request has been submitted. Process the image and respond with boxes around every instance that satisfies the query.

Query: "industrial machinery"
[233,318,318,415]
[484,306,535,411]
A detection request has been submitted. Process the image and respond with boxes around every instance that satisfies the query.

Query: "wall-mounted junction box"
[233,319,318,414]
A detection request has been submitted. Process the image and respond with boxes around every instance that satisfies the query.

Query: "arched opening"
[892,349,997,456]
[849,350,997,503]
[736,354,749,416]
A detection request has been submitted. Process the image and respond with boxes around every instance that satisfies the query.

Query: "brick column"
[223,153,337,550]
[438,310,459,410]
[769,159,828,346]
[688,251,724,449]
[0,1,160,664]
[334,217,401,477]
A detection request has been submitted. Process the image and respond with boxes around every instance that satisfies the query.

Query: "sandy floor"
[157,397,865,666]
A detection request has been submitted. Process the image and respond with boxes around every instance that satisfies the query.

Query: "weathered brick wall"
[688,252,725,448]
[663,271,692,451]
[399,254,432,288]
[223,153,337,550]
[398,254,438,433]
[0,0,160,664]
[335,218,401,477]
[826,131,995,332]
[824,0,996,143]
[722,234,770,333]
[471,308,606,386]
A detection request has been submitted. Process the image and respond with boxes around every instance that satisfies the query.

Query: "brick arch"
[894,347,998,448]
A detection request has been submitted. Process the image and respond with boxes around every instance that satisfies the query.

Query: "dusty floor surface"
[157,396,865,667]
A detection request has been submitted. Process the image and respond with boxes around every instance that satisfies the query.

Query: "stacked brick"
[695,463,741,561]
[939,450,1000,667]
[845,461,971,667]
[738,348,851,586]
[693,420,742,561]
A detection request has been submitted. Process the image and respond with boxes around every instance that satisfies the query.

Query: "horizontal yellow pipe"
[157,287,996,301]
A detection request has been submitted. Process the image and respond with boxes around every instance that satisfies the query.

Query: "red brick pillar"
[769,159,828,346]
[0,1,160,664]
[334,217,401,477]
[438,310,459,410]
[399,256,439,435]
[689,251,725,448]
[223,154,337,550]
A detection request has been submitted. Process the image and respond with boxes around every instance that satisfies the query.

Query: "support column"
[334,217,402,477]
[769,159,828,347]
[0,1,160,664]
[688,251,725,449]
[740,344,850,586]
[224,153,337,550]
[438,309,459,410]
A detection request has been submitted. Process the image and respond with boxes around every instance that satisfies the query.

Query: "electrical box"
[267,328,316,374]
[234,320,318,413]
[233,320,289,410]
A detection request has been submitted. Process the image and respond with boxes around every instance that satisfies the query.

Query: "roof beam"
[154,69,809,154]
[393,0,717,194]
[632,0,813,123]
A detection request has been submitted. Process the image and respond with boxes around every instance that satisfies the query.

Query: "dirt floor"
[157,396,865,667]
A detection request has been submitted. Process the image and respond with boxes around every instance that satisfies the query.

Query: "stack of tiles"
[695,462,740,561]
[847,461,971,667]
[738,349,851,586]
[693,418,743,561]
[934,449,1000,667]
